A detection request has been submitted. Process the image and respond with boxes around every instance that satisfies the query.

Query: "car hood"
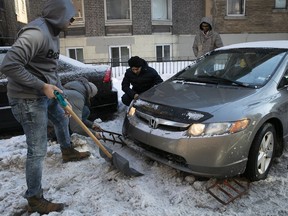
[139,80,257,114]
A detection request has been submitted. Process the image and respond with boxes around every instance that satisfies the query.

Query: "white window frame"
[156,44,171,62]
[71,0,85,25]
[14,0,28,23]
[227,0,246,16]
[104,0,132,26]
[14,0,19,15]
[109,45,131,67]
[66,47,84,62]
[151,0,172,23]
[275,0,287,8]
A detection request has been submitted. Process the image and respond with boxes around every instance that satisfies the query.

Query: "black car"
[0,47,118,132]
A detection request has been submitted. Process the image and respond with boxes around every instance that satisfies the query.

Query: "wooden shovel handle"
[65,106,113,159]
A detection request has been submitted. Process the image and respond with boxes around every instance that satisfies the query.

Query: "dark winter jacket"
[122,61,163,98]
[0,0,75,99]
[192,17,223,58]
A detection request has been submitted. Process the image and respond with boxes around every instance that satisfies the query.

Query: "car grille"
[136,110,188,131]
[134,140,188,166]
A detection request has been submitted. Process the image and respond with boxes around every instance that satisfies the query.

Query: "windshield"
[175,48,287,88]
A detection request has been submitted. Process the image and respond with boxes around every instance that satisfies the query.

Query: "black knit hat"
[128,56,144,68]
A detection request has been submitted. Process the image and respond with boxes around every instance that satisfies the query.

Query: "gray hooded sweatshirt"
[192,17,223,58]
[63,79,98,136]
[0,0,75,99]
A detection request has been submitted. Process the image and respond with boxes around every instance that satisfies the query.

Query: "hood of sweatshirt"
[199,17,213,31]
[42,0,76,32]
[64,79,98,100]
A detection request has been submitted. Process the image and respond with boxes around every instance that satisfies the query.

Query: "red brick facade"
[212,0,288,33]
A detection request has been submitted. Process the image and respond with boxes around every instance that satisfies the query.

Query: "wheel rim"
[257,131,274,175]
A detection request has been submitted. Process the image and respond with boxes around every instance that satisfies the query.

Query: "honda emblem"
[149,118,158,129]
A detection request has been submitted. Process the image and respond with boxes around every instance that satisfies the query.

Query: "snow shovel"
[54,90,143,177]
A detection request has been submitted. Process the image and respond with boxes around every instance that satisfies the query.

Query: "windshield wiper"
[173,77,218,84]
[197,75,251,88]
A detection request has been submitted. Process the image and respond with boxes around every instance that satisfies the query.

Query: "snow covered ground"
[1,74,288,216]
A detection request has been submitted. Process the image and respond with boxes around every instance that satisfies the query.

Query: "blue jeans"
[9,97,71,198]
[82,105,90,121]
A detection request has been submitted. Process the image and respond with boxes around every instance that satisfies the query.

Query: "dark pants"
[48,105,91,141]
[121,93,134,106]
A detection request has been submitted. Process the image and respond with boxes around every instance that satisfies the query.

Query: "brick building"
[210,0,288,34]
[1,0,287,64]
[0,0,22,45]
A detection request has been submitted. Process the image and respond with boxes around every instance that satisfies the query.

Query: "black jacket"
[122,62,163,98]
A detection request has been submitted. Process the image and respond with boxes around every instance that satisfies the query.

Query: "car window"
[236,54,284,85]
[176,48,287,88]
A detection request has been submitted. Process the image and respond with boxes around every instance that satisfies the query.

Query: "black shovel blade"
[112,152,144,177]
[99,146,143,177]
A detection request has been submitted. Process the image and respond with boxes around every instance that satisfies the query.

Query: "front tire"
[245,123,276,181]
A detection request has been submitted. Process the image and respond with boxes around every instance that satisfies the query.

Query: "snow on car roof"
[59,54,110,71]
[217,40,288,50]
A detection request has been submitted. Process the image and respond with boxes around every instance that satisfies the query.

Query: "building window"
[109,46,130,67]
[152,0,172,21]
[275,0,287,8]
[106,0,131,20]
[67,48,84,62]
[156,45,171,62]
[227,0,245,16]
[14,0,28,23]
[71,0,84,23]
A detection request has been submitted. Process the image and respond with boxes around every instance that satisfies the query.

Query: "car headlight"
[128,106,136,116]
[187,119,250,137]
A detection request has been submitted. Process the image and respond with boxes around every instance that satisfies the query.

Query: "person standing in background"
[193,17,223,58]
[0,0,91,214]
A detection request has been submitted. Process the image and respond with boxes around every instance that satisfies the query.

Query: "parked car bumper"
[123,116,249,178]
